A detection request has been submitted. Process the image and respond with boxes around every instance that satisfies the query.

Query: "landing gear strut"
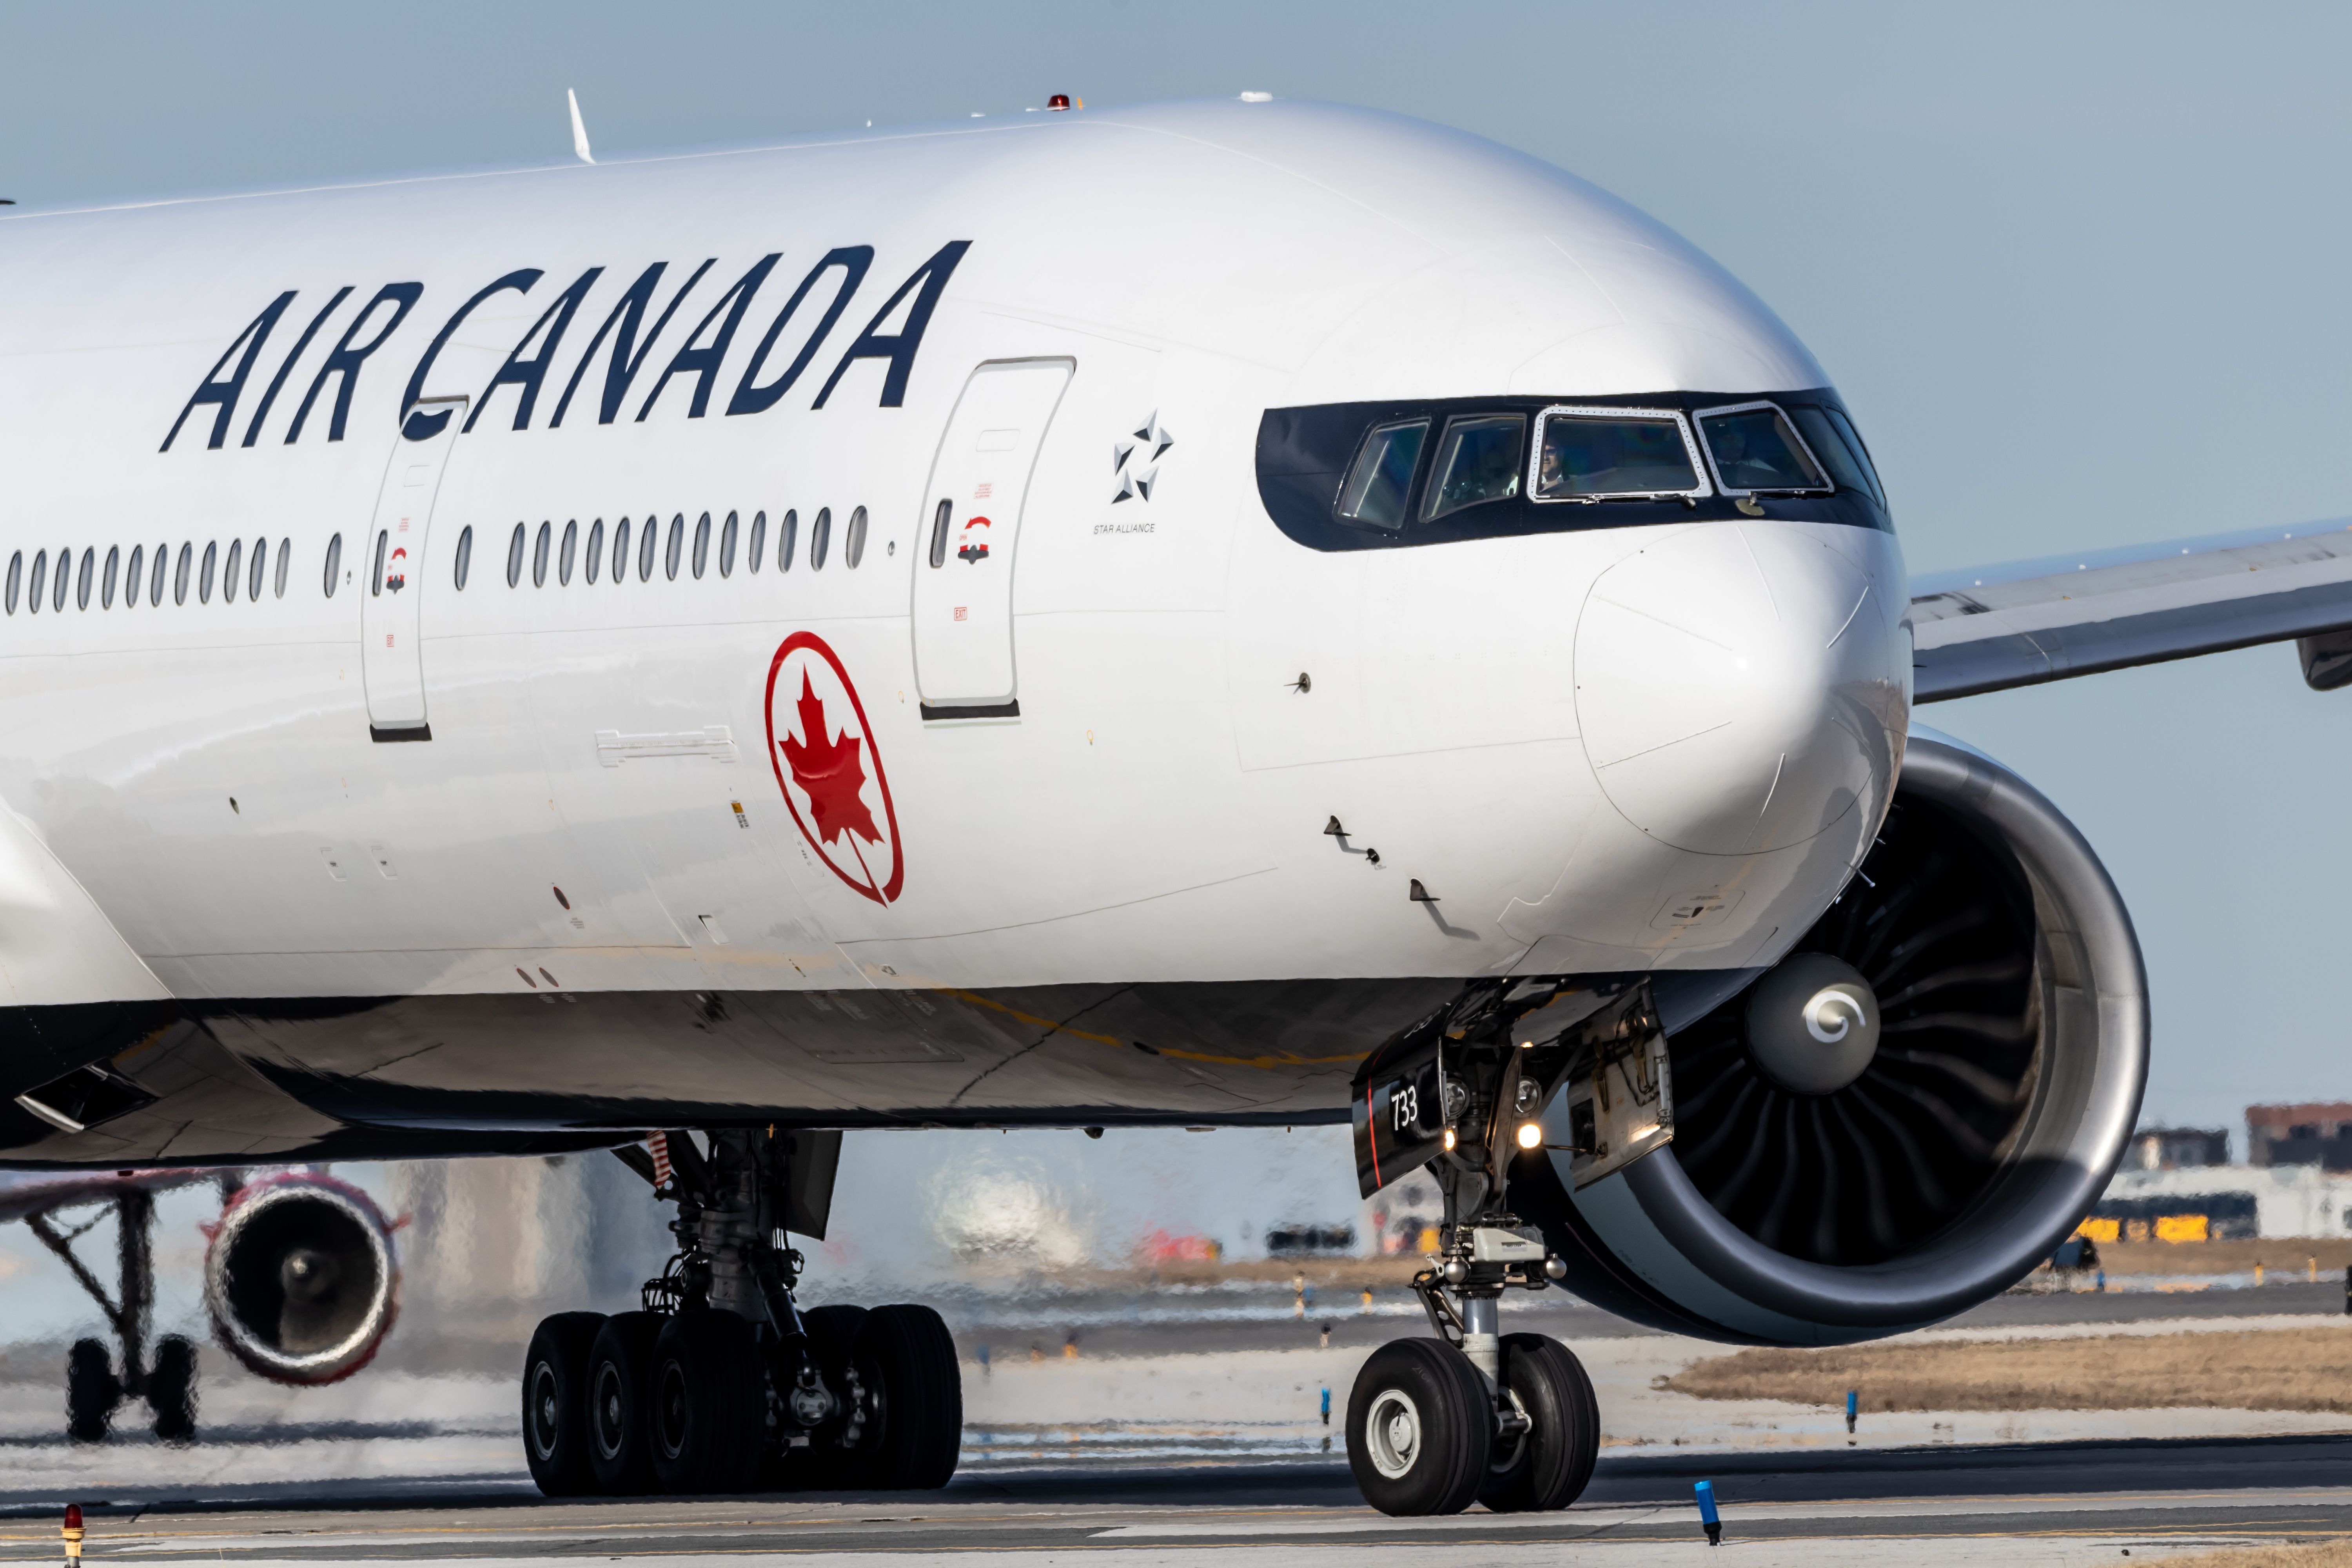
[1347,981,1654,1515]
[523,1127,962,1497]
[29,1180,207,1443]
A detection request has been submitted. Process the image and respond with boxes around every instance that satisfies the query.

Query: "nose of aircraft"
[1574,522,1905,857]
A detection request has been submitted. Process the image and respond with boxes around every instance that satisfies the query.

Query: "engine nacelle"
[1519,728,2148,1345]
[204,1172,400,1384]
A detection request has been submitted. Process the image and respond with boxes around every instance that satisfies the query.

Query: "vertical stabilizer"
[568,89,595,165]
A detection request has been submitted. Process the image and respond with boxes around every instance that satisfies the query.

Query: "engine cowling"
[204,1172,400,1383]
[1519,728,2147,1345]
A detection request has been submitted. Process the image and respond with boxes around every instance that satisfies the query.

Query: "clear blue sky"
[6,1,2347,1145]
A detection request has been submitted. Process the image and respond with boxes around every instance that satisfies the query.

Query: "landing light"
[1515,1123,1543,1150]
[1442,1129,1456,1151]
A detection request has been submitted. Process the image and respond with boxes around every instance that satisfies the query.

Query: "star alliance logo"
[1111,412,1173,503]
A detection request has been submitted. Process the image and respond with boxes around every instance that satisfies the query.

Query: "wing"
[1910,519,2352,702]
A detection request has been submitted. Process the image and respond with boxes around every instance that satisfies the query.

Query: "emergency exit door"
[911,359,1074,719]
[361,397,463,739]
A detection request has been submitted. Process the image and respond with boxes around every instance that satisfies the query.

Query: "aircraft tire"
[849,1303,962,1489]
[522,1312,605,1496]
[149,1335,199,1445]
[1346,1338,1492,1517]
[66,1338,117,1443]
[650,1308,764,1495]
[586,1310,665,1495]
[1476,1333,1599,1512]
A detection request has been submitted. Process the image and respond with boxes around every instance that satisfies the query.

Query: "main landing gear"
[1345,981,1654,1515]
[522,1127,962,1497]
[29,1183,201,1443]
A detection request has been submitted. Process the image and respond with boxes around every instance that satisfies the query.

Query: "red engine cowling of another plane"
[203,1172,400,1385]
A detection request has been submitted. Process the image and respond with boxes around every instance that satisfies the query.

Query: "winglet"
[568,88,595,165]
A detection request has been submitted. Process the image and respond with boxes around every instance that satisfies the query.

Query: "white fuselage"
[0,100,1907,1144]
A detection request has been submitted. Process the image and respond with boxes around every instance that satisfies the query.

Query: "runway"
[0,1437,2347,1563]
[1,1285,2346,1563]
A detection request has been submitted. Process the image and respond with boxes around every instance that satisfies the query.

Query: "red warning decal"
[766,632,903,905]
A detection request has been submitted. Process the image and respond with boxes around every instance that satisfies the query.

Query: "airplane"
[0,1164,402,1440]
[4,91,2348,1517]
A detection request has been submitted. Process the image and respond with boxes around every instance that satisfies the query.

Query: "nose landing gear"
[521,1127,962,1497]
[1346,981,1647,1515]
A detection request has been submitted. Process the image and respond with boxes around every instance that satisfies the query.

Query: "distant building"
[2096,1163,2352,1239]
[2129,1127,2230,1169]
[2247,1103,2352,1169]
[1265,1223,1357,1257]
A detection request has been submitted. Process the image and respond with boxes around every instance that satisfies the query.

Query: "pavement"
[0,1441,2348,1563]
[0,1281,2345,1563]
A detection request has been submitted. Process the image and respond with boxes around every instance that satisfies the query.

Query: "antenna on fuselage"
[567,89,595,165]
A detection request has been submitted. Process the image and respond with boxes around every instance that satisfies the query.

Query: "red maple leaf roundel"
[780,670,881,849]
[764,632,903,905]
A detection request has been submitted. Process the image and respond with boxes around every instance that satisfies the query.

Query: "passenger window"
[1335,420,1428,530]
[247,536,266,601]
[454,525,473,590]
[4,550,16,614]
[323,533,341,599]
[1422,415,1525,521]
[102,547,119,609]
[748,511,766,573]
[199,541,216,604]
[846,506,867,568]
[224,539,243,603]
[665,514,684,581]
[810,507,831,570]
[533,521,552,587]
[54,546,71,612]
[559,520,577,585]
[928,499,950,567]
[28,550,45,614]
[1533,409,1705,501]
[126,546,142,608]
[373,532,388,597]
[692,512,711,579]
[76,547,94,610]
[174,543,191,605]
[638,514,657,581]
[612,518,631,583]
[585,520,604,584]
[777,510,798,572]
[274,538,290,598]
[506,523,525,588]
[720,511,737,577]
[1696,403,1828,495]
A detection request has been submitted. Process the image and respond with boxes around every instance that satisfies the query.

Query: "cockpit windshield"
[1532,409,1707,501]
[1335,419,1428,530]
[1423,414,1525,520]
[1696,403,1830,495]
[1252,387,1891,552]
[1786,404,1885,508]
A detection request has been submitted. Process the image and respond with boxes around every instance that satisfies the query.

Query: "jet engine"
[203,1172,400,1384]
[1517,729,2147,1345]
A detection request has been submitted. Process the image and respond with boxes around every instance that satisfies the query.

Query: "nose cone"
[1575,523,1906,857]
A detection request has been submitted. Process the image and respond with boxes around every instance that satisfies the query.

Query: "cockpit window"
[1532,408,1708,501]
[1788,404,1885,508]
[1256,388,1890,552]
[1696,403,1829,495]
[1335,419,1428,530]
[1422,414,1524,521]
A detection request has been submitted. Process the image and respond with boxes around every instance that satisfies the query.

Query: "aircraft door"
[361,397,462,738]
[911,359,1074,718]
